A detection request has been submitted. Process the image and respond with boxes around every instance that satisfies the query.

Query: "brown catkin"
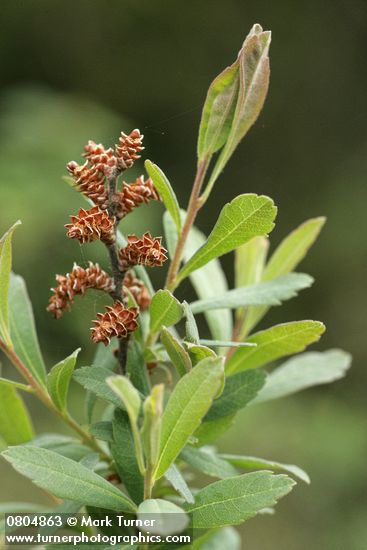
[123,271,151,310]
[115,129,144,171]
[91,301,139,345]
[67,161,108,209]
[118,232,168,269]
[65,206,115,245]
[113,176,160,219]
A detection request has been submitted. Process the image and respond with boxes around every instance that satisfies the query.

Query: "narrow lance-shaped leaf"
[137,499,189,536]
[193,527,241,550]
[0,221,21,346]
[9,274,47,387]
[253,349,352,404]
[184,471,295,528]
[145,160,181,232]
[221,454,310,484]
[150,290,183,333]
[190,273,313,313]
[154,357,224,480]
[0,381,34,445]
[164,464,195,504]
[161,328,192,377]
[2,446,136,512]
[141,384,164,469]
[74,366,122,408]
[184,224,232,344]
[243,217,326,335]
[180,446,239,479]
[107,375,145,474]
[183,301,200,344]
[47,348,80,412]
[202,25,271,199]
[177,194,277,283]
[226,320,325,375]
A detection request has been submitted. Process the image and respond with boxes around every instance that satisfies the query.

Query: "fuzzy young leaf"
[183,301,200,344]
[137,499,189,536]
[90,421,113,443]
[47,348,80,412]
[141,384,164,469]
[112,409,144,504]
[184,471,295,528]
[0,221,21,346]
[185,342,216,365]
[164,464,195,504]
[221,454,310,484]
[9,274,47,387]
[226,321,326,374]
[154,357,224,480]
[145,160,181,232]
[74,367,122,408]
[203,25,271,198]
[150,290,183,333]
[0,382,34,445]
[254,349,351,404]
[161,328,192,377]
[205,370,266,421]
[2,446,136,512]
[177,194,277,283]
[190,273,313,313]
[180,446,238,479]
[184,213,232,343]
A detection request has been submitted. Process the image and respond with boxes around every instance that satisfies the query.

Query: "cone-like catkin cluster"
[67,161,108,209]
[113,176,160,220]
[123,271,151,310]
[65,206,115,245]
[115,129,144,171]
[91,301,139,345]
[118,233,168,269]
[47,263,115,319]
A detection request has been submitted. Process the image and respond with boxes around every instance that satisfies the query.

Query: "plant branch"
[0,337,110,462]
[165,156,210,291]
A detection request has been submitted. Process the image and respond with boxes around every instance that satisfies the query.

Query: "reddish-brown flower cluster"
[91,301,139,345]
[123,271,151,310]
[47,263,114,319]
[65,206,115,245]
[113,176,160,220]
[119,233,168,269]
[49,128,167,347]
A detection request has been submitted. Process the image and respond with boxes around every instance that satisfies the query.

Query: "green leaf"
[164,464,195,504]
[221,454,310,484]
[127,338,150,396]
[199,339,255,348]
[190,273,313,313]
[184,471,295,528]
[90,421,113,442]
[203,25,271,199]
[9,274,47,387]
[145,160,181,232]
[194,415,235,446]
[183,301,200,344]
[235,236,269,288]
[205,370,266,421]
[185,342,216,365]
[47,348,80,412]
[184,223,232,342]
[254,349,351,404]
[193,527,241,550]
[27,434,91,461]
[107,375,145,474]
[111,409,144,504]
[154,357,224,480]
[141,384,164,469]
[181,446,238,479]
[73,366,122,408]
[150,290,183,333]
[0,378,32,392]
[0,381,34,445]
[226,321,326,375]
[161,328,192,377]
[0,221,21,346]
[137,499,189,536]
[86,342,118,423]
[163,211,180,259]
[177,194,277,283]
[2,446,136,512]
[197,51,240,159]
[243,217,326,335]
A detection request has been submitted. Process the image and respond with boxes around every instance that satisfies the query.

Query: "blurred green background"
[0,1,366,549]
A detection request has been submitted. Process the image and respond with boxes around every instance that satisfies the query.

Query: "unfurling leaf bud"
[65,206,115,245]
[115,129,144,171]
[91,301,139,345]
[118,232,168,269]
[47,262,114,319]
